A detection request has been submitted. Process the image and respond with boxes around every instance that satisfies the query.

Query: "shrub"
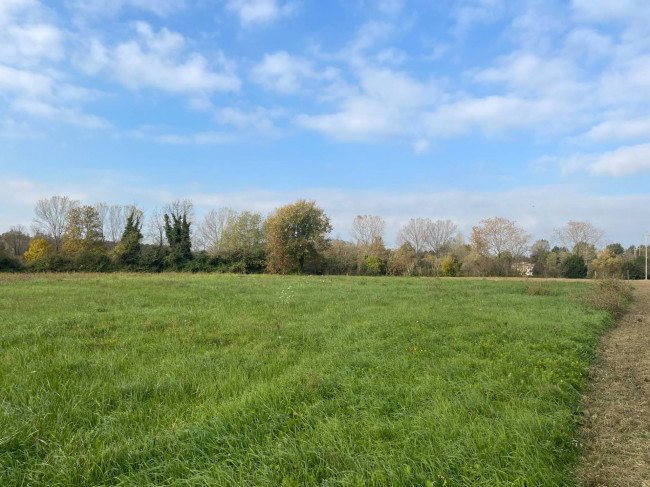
[582,279,633,318]
[441,256,458,277]
[363,256,386,276]
[524,282,556,296]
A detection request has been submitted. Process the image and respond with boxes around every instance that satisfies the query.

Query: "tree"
[322,239,360,275]
[397,218,429,254]
[351,215,386,249]
[606,243,624,256]
[62,205,105,256]
[164,212,192,262]
[554,221,604,261]
[32,195,79,251]
[113,210,143,266]
[220,211,265,260]
[562,254,587,279]
[196,207,236,253]
[424,219,458,254]
[470,217,530,258]
[265,200,332,274]
[1,226,30,258]
[591,248,622,278]
[146,208,166,247]
[530,239,551,263]
[388,242,416,276]
[24,238,52,262]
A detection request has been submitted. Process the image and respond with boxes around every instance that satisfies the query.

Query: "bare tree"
[32,195,79,251]
[94,202,108,242]
[470,217,530,258]
[164,199,194,221]
[351,215,386,248]
[424,219,458,254]
[553,221,604,259]
[106,205,125,243]
[397,218,430,254]
[196,207,236,253]
[146,208,166,246]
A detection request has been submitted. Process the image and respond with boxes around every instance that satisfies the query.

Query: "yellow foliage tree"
[24,238,52,262]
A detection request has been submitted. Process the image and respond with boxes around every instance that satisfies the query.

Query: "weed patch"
[581,279,634,318]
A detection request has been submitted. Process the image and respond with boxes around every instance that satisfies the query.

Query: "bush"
[29,255,74,272]
[582,279,634,318]
[363,256,386,276]
[441,256,458,277]
[0,255,22,272]
[72,252,113,272]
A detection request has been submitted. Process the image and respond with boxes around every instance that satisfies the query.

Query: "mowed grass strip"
[0,274,609,486]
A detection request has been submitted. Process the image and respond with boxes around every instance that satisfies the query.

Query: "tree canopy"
[265,200,332,274]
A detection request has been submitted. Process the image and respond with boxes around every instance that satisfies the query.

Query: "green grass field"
[0,274,611,486]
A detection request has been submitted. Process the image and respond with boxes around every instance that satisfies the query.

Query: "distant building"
[513,262,535,277]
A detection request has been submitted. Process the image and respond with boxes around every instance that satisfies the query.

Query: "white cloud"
[584,117,650,142]
[78,23,240,95]
[379,0,403,14]
[571,0,650,23]
[129,126,236,145]
[0,65,52,97]
[0,23,64,65]
[226,0,296,27]
[475,52,586,100]
[296,65,440,141]
[10,98,110,128]
[560,143,650,177]
[251,51,314,94]
[216,106,283,133]
[452,0,505,35]
[67,0,185,18]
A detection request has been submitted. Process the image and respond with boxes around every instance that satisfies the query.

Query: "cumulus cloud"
[77,22,240,95]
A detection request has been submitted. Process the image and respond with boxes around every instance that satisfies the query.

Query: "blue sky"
[1,0,649,247]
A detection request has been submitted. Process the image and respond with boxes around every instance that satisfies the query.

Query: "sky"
[1,0,649,248]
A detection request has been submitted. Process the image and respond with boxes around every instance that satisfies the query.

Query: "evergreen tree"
[164,212,192,262]
[113,211,143,267]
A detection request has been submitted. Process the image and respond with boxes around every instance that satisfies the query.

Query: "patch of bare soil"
[578,280,650,487]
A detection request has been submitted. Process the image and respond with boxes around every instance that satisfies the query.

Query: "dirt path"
[578,280,650,486]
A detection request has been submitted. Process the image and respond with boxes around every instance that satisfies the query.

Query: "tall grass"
[0,274,613,485]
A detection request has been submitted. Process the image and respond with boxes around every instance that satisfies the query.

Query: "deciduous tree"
[470,217,530,258]
[1,226,30,258]
[196,207,236,253]
[24,238,52,262]
[265,200,332,274]
[554,221,604,260]
[351,215,386,249]
[32,196,79,251]
[397,218,429,254]
[62,205,105,256]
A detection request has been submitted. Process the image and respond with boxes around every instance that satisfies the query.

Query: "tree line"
[0,195,647,279]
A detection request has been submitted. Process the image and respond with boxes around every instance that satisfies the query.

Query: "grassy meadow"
[0,274,612,486]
